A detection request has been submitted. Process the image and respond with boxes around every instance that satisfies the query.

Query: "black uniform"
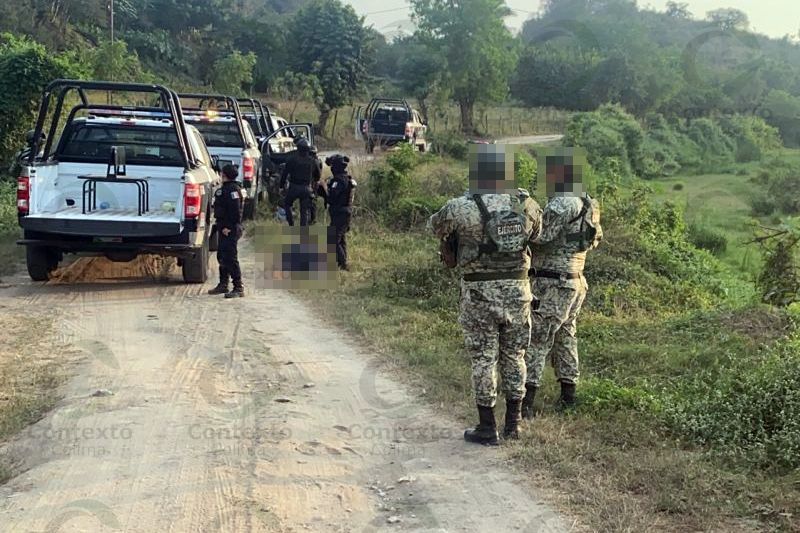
[309,151,324,225]
[213,181,244,290]
[281,150,321,226]
[320,172,356,269]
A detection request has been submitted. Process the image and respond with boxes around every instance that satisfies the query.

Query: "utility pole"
[109,0,114,45]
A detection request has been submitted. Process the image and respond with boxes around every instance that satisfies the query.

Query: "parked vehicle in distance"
[179,94,263,220]
[17,80,220,283]
[356,98,428,154]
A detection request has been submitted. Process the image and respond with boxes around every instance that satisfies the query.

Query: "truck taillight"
[17,175,30,215]
[242,157,255,183]
[184,183,202,219]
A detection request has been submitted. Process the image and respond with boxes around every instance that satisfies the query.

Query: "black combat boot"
[557,382,577,411]
[503,398,522,440]
[225,286,245,299]
[464,405,499,446]
[521,384,538,420]
[208,284,228,295]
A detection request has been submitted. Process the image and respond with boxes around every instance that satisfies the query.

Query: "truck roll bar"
[28,80,199,169]
[177,93,248,147]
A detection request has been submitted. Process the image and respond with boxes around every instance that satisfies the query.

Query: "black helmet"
[325,154,350,172]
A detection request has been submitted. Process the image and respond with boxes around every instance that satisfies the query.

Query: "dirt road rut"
[0,252,566,532]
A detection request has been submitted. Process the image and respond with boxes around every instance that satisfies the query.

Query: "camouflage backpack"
[473,193,533,258]
[566,194,601,252]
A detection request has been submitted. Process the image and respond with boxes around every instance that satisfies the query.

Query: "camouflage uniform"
[526,196,602,387]
[429,192,542,407]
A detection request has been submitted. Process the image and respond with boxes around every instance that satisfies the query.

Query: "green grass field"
[286,151,799,531]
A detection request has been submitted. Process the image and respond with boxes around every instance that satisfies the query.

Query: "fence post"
[331,109,339,139]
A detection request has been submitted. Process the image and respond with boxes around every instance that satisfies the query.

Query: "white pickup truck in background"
[179,94,263,220]
[17,80,220,283]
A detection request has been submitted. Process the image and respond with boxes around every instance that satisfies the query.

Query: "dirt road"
[0,249,567,532]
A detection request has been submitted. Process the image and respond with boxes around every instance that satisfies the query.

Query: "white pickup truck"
[17,80,220,283]
[179,94,263,220]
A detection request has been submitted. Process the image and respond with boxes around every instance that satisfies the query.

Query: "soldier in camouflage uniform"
[429,144,542,445]
[522,154,602,418]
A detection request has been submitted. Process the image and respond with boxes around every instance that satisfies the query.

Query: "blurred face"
[537,149,587,198]
[468,144,516,194]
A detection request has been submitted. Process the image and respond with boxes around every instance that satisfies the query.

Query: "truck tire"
[27,246,54,282]
[182,242,209,284]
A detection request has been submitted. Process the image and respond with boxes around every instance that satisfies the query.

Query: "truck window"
[59,124,183,166]
[186,119,244,148]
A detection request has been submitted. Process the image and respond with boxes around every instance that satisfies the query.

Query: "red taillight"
[184,183,202,219]
[17,175,30,215]
[242,157,255,183]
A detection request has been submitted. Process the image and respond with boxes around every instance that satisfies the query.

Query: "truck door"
[354,106,365,141]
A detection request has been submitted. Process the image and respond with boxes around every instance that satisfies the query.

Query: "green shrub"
[429,131,468,160]
[389,195,447,230]
[672,182,685,191]
[750,194,777,216]
[514,151,537,191]
[663,342,800,471]
[686,118,736,171]
[0,183,15,234]
[579,378,659,414]
[688,224,728,256]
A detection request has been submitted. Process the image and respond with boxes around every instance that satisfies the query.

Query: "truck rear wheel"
[182,242,209,284]
[27,246,57,282]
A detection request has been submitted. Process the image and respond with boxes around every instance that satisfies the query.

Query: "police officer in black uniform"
[281,138,320,226]
[208,164,245,298]
[318,154,357,270]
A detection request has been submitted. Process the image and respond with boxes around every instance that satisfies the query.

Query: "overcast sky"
[343,0,800,40]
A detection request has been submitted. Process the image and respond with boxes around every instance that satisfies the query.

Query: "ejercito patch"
[497,223,523,236]
[231,191,240,200]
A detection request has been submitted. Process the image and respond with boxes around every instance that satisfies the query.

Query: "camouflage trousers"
[459,279,531,407]
[525,276,588,387]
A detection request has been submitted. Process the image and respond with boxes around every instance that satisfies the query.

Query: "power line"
[364,5,410,16]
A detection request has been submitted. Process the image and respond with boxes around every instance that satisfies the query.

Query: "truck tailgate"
[24,162,186,237]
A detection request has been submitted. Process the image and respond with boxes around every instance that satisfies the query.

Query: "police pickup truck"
[179,94,263,220]
[17,80,220,283]
[356,98,428,154]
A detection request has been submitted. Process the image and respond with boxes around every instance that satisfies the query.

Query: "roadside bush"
[514,151,537,191]
[688,223,728,256]
[389,195,447,230]
[686,118,736,171]
[663,341,800,471]
[750,194,777,216]
[429,131,468,160]
[770,174,800,215]
[0,33,84,173]
[672,182,684,191]
[0,183,15,233]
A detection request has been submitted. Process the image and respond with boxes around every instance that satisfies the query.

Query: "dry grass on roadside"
[0,313,62,483]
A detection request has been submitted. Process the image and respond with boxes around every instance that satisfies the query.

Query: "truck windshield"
[186,119,244,148]
[59,124,184,166]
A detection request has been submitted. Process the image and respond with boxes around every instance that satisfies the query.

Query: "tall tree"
[396,36,447,121]
[289,0,373,135]
[411,0,518,134]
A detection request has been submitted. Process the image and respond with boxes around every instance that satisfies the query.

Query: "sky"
[343,0,800,40]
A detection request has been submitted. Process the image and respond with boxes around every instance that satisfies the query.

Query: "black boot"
[225,286,245,299]
[208,284,228,295]
[521,384,538,420]
[464,405,499,446]
[557,382,577,411]
[503,398,522,440]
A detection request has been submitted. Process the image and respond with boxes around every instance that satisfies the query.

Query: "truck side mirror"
[211,155,221,172]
